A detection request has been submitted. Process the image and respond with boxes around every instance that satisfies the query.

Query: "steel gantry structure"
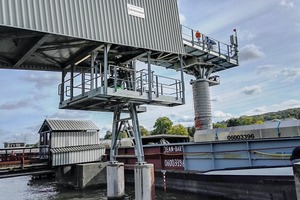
[0,0,238,164]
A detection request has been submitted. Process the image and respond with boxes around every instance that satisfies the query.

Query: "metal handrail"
[59,63,183,102]
[181,25,234,58]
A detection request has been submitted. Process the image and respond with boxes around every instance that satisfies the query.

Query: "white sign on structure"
[127,4,145,19]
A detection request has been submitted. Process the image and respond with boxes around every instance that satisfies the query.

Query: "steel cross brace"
[110,103,145,164]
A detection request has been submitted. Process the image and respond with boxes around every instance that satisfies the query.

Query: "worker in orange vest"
[195,30,201,42]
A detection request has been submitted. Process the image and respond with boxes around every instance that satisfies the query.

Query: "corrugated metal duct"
[192,80,212,130]
[0,0,185,54]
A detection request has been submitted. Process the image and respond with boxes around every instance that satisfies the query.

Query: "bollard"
[107,162,125,199]
[135,163,155,200]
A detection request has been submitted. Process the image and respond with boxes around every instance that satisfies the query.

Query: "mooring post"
[107,161,125,199]
[135,163,155,200]
[293,162,300,199]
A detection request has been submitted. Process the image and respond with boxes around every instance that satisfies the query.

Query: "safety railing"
[59,64,183,102]
[0,147,49,169]
[182,25,235,59]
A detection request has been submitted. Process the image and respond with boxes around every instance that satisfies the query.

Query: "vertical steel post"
[129,103,145,163]
[132,60,136,91]
[114,66,117,92]
[156,75,159,97]
[147,51,152,102]
[104,45,108,95]
[210,143,215,170]
[246,141,253,167]
[179,55,185,104]
[110,105,122,161]
[70,64,74,99]
[60,70,66,103]
[82,73,85,95]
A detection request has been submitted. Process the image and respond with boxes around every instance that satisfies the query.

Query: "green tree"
[213,122,227,129]
[240,116,254,125]
[104,130,112,139]
[118,131,128,139]
[187,126,196,137]
[152,116,173,135]
[227,118,240,127]
[104,130,128,139]
[167,124,188,136]
[140,126,150,136]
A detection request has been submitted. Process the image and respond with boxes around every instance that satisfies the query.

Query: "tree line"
[214,107,300,128]
[104,107,300,138]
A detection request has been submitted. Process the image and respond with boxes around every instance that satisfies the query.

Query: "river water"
[0,176,229,200]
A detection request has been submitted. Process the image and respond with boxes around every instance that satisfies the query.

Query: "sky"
[0,0,300,145]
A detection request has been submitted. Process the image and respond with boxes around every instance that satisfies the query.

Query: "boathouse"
[38,119,105,166]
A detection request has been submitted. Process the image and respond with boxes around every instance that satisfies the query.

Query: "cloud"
[179,13,186,24]
[239,44,265,62]
[21,73,60,89]
[211,96,222,102]
[49,110,90,119]
[243,99,300,116]
[170,113,194,123]
[256,65,275,75]
[213,111,233,119]
[0,98,33,110]
[281,68,300,81]
[239,30,256,41]
[279,0,294,8]
[241,85,262,95]
[256,66,300,81]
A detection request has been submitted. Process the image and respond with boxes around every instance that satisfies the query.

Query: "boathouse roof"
[38,119,99,133]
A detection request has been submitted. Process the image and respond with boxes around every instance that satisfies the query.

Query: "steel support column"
[179,55,185,104]
[129,103,145,163]
[110,105,122,161]
[110,103,145,163]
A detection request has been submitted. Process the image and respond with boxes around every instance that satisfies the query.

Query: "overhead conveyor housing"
[0,0,185,71]
[0,0,188,109]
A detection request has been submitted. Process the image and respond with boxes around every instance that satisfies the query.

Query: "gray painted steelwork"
[195,119,300,142]
[0,0,184,54]
[182,137,298,171]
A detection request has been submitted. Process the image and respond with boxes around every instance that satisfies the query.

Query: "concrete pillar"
[135,163,155,200]
[107,162,125,199]
[293,162,300,199]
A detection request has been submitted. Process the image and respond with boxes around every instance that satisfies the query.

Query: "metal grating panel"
[0,0,185,54]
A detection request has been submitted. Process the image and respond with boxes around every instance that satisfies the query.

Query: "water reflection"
[0,176,228,200]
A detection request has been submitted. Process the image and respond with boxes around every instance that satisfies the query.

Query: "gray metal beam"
[14,34,51,68]
[35,52,61,67]
[63,44,104,68]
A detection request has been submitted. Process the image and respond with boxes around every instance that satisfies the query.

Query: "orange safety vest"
[195,31,201,39]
